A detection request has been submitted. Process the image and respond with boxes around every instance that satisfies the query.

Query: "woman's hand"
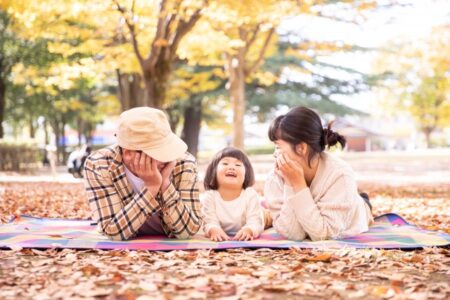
[233,228,254,241]
[275,153,307,193]
[208,227,230,242]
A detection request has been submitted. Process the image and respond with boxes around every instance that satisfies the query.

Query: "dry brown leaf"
[306,253,333,262]
[81,264,101,276]
[262,283,300,292]
[225,267,253,275]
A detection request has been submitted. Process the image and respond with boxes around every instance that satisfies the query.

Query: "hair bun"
[323,125,346,149]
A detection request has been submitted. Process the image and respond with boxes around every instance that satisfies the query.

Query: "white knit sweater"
[201,187,264,237]
[264,152,373,241]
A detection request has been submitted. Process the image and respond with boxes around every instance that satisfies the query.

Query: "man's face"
[122,149,167,172]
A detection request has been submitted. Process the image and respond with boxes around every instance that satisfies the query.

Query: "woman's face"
[216,156,246,189]
[273,139,298,161]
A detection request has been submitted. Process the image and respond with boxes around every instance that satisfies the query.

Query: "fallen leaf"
[225,267,252,275]
[81,264,101,276]
[262,283,300,292]
[139,280,158,292]
[306,253,333,262]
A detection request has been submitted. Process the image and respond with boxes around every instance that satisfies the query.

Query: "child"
[202,147,264,242]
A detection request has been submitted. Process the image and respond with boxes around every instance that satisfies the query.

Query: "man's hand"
[160,161,176,193]
[124,151,162,196]
[233,227,254,241]
[208,227,230,242]
[275,153,307,193]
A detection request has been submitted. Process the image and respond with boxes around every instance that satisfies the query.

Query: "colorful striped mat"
[0,214,449,250]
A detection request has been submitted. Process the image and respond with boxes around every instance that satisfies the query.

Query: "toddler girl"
[202,147,264,242]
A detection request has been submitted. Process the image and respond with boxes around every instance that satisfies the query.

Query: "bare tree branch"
[148,0,169,67]
[112,0,144,66]
[169,0,207,57]
[245,27,275,76]
[245,24,261,54]
[131,0,136,15]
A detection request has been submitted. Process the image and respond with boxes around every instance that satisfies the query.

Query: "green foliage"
[246,39,371,121]
[1,6,118,146]
[405,75,450,146]
[374,25,450,147]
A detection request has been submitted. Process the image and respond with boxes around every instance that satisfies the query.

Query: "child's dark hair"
[268,106,346,166]
[203,147,255,190]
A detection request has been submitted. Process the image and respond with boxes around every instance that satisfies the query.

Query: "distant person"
[264,106,373,241]
[202,147,265,242]
[84,107,202,241]
[67,146,83,178]
[68,145,92,178]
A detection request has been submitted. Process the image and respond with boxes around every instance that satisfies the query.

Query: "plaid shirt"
[84,145,202,241]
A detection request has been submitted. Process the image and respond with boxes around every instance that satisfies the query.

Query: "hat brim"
[141,133,187,162]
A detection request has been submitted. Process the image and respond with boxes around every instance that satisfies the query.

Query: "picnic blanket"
[0,213,449,250]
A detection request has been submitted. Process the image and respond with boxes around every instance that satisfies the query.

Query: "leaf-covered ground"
[1,180,449,300]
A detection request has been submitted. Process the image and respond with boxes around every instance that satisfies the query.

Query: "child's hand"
[233,228,254,241]
[208,227,230,242]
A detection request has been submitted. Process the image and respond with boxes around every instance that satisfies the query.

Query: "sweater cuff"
[286,187,316,221]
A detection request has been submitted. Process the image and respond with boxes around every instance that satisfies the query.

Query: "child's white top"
[264,152,373,241]
[201,187,264,237]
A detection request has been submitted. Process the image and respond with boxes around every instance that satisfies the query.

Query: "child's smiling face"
[216,156,246,189]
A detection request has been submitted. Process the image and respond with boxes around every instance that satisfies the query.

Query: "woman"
[264,106,373,241]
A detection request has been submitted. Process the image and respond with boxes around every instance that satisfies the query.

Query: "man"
[84,107,202,241]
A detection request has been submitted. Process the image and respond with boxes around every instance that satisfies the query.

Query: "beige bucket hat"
[116,107,187,162]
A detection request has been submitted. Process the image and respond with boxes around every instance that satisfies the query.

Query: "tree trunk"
[116,70,146,111]
[83,123,94,145]
[29,115,35,138]
[61,119,66,164]
[142,64,170,109]
[77,117,82,146]
[43,118,49,145]
[0,75,5,139]
[115,0,204,109]
[227,51,246,150]
[51,118,60,163]
[166,106,181,132]
[181,100,202,158]
[51,116,66,165]
[423,127,433,149]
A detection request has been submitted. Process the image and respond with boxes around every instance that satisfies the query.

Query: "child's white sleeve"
[201,191,222,235]
[242,188,264,238]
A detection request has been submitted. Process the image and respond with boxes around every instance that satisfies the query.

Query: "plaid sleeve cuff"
[160,183,180,208]
[136,187,161,214]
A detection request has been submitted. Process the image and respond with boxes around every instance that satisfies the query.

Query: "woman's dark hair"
[203,147,255,190]
[268,106,346,166]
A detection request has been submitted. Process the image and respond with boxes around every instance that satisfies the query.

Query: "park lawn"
[0,181,449,299]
